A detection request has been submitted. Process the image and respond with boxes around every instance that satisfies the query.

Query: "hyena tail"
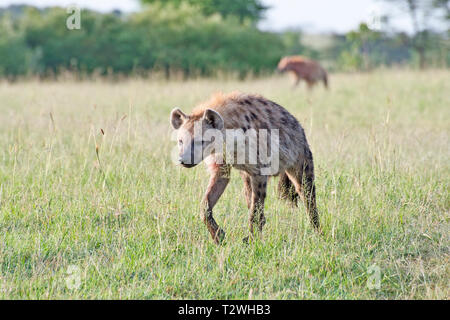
[277,172,298,206]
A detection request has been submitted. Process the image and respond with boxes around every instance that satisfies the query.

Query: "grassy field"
[0,70,448,299]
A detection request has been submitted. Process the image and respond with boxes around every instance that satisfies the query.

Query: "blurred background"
[0,0,448,79]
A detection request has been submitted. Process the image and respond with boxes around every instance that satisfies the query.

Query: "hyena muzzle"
[170,92,320,244]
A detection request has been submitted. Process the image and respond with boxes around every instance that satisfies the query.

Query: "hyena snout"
[178,151,199,168]
[178,141,203,168]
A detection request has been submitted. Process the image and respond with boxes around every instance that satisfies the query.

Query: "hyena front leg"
[292,76,300,88]
[247,175,268,238]
[201,166,230,244]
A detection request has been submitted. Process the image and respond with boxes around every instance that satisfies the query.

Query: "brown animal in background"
[278,56,328,89]
[170,92,320,244]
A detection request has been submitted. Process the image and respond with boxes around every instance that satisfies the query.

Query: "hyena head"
[170,108,224,168]
[277,57,291,73]
[277,57,303,73]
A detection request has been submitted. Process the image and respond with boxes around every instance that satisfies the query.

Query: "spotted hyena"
[278,56,328,89]
[170,92,319,244]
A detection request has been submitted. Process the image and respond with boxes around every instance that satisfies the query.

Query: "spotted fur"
[170,92,320,244]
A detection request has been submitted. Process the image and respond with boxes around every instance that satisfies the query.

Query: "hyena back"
[170,92,319,244]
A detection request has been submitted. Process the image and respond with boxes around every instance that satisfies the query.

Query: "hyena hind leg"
[285,160,320,231]
[240,171,252,209]
[277,172,298,206]
[243,175,268,244]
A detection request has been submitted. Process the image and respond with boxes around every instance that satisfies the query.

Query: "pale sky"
[259,0,414,33]
[0,0,440,34]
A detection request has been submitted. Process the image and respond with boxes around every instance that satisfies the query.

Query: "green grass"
[0,70,448,299]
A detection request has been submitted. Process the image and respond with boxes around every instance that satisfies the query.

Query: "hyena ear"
[203,109,224,130]
[170,108,187,130]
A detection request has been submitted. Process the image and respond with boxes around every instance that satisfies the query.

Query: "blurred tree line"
[0,0,448,79]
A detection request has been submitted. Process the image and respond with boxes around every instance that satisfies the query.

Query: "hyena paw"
[214,228,226,244]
